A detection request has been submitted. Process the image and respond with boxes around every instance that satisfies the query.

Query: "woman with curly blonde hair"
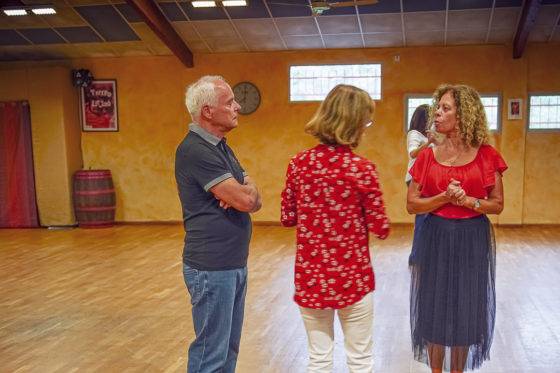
[407,84,507,372]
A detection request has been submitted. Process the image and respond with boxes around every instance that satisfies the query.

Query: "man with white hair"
[175,75,261,373]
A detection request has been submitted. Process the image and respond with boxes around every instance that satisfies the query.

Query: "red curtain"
[0,101,39,228]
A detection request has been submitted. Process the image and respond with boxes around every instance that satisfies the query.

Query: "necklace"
[448,148,464,167]
[437,143,465,166]
[442,144,468,181]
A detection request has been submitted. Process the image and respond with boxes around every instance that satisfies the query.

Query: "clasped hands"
[446,178,467,206]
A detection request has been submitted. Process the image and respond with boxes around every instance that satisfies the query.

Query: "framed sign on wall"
[80,80,119,132]
[507,98,522,120]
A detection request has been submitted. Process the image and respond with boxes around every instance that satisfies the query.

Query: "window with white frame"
[529,94,560,130]
[404,94,500,131]
[289,64,381,102]
[405,96,432,130]
[480,95,500,131]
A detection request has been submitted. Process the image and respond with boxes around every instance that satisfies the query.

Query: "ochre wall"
[523,45,560,224]
[0,65,82,226]
[77,58,187,221]
[1,44,559,224]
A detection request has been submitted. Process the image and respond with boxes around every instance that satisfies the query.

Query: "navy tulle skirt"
[409,213,427,265]
[410,214,496,371]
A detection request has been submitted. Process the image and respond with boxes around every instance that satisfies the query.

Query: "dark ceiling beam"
[125,0,193,68]
[513,0,542,59]
[0,0,25,7]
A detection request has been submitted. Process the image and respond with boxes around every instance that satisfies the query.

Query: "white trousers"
[299,292,374,373]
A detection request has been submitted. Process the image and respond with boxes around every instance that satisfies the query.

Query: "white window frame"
[403,94,433,132]
[528,93,560,132]
[403,93,501,132]
[289,63,382,102]
[480,93,502,133]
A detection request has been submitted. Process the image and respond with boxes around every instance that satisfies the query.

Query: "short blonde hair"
[431,84,490,147]
[305,84,374,148]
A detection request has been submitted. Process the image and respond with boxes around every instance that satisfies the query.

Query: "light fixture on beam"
[31,7,56,15]
[191,1,217,7]
[222,0,247,6]
[3,8,28,16]
[2,5,56,16]
[190,0,247,7]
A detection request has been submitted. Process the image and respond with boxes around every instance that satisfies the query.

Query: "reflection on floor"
[0,224,559,372]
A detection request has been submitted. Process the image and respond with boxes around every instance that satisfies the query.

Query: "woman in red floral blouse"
[281,84,390,372]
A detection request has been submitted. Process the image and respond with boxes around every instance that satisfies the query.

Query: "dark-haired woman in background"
[407,84,507,372]
[406,104,435,265]
[406,104,435,186]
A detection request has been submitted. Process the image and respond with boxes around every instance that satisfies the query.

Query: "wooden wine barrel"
[73,170,116,228]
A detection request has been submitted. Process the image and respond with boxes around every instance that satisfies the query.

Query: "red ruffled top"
[410,144,508,219]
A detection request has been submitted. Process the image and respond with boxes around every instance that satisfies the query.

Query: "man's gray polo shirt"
[175,123,251,270]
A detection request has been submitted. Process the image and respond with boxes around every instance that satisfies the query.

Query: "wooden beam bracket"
[513,0,542,59]
[126,0,194,68]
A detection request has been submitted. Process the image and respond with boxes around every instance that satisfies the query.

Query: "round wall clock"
[233,81,261,115]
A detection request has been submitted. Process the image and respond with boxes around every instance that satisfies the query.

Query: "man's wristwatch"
[473,198,481,210]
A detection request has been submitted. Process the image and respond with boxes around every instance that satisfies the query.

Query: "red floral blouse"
[281,144,390,309]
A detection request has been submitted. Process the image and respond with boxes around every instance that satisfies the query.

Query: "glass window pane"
[405,97,432,130]
[529,95,560,130]
[290,64,382,101]
[481,95,499,131]
[405,95,500,131]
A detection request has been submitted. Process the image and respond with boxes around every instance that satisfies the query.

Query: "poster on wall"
[507,98,523,120]
[80,80,118,132]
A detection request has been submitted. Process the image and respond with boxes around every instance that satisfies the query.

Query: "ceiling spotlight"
[191,1,217,7]
[222,0,247,6]
[31,7,56,15]
[3,8,28,16]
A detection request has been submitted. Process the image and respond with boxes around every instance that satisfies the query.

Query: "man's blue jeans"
[183,264,248,373]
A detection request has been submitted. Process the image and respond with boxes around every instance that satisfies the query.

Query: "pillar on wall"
[30,66,83,226]
[0,66,83,226]
[498,56,527,225]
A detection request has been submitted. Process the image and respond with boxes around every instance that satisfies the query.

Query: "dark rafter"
[513,0,542,59]
[0,0,24,6]
[125,0,193,68]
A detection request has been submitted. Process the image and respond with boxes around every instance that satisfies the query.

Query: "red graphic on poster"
[81,80,118,131]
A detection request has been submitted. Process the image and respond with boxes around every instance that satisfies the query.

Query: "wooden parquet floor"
[0,224,559,373]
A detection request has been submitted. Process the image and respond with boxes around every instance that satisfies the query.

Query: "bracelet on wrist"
[473,198,481,210]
